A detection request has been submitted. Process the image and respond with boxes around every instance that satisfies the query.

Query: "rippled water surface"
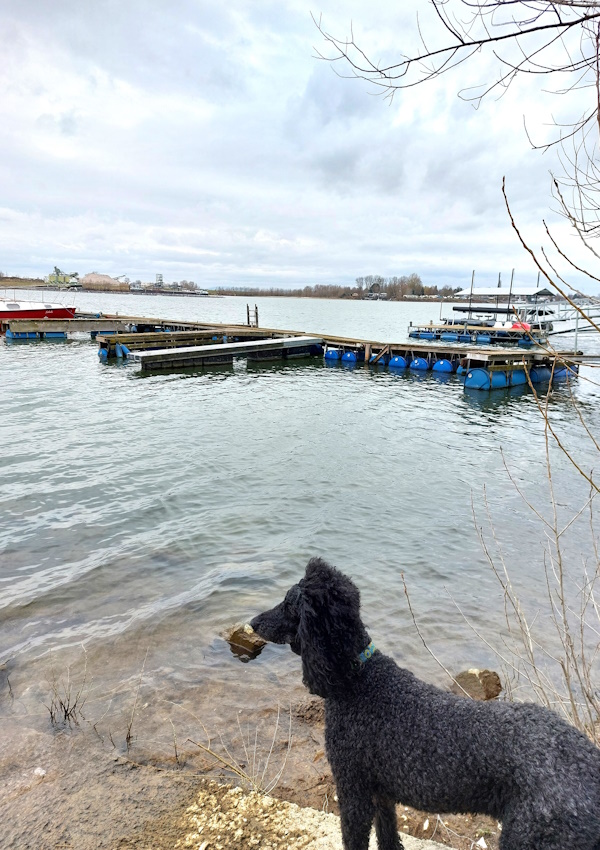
[1,289,599,749]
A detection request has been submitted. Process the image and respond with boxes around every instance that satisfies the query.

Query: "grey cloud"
[0,0,583,291]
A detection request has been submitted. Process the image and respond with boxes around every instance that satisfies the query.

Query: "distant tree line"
[215,275,460,299]
[355,274,460,299]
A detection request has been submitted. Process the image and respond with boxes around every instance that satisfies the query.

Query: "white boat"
[0,299,76,323]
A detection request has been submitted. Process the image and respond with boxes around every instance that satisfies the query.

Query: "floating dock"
[2,309,593,391]
[128,336,323,370]
[407,322,545,347]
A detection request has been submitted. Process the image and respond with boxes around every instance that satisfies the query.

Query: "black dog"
[250,557,600,850]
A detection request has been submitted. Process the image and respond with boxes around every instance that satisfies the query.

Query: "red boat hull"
[0,302,76,322]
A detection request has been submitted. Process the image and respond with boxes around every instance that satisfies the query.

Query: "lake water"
[1,289,599,764]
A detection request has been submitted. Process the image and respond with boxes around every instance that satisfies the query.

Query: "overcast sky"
[1,0,596,291]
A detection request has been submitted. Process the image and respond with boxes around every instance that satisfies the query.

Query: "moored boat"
[0,299,76,324]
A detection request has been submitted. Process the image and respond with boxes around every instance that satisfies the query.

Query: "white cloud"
[0,0,596,292]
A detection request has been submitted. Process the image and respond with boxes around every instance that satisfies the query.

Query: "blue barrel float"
[553,364,579,380]
[432,359,453,373]
[369,353,389,366]
[475,334,491,345]
[419,331,436,340]
[440,332,458,342]
[530,366,552,383]
[464,368,506,390]
[6,329,40,340]
[342,351,358,365]
[324,347,342,361]
[465,366,543,390]
[410,357,429,371]
[389,355,408,370]
[510,369,527,386]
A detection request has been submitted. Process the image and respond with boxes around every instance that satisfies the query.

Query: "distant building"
[45,268,81,288]
[454,286,555,303]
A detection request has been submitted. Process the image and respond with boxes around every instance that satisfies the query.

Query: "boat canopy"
[452,305,555,314]
[454,286,554,298]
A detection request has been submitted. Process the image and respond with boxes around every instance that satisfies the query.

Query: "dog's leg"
[374,798,403,850]
[499,804,586,850]
[337,785,375,850]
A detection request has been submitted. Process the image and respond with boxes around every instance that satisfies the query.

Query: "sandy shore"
[0,713,446,850]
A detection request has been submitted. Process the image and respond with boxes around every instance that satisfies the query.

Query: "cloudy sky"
[1,0,596,291]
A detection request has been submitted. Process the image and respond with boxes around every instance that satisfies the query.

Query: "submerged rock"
[450,669,502,701]
[223,623,267,662]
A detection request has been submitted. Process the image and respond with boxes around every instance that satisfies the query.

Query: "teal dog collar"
[358,641,376,664]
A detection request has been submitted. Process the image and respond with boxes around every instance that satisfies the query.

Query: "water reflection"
[462,383,532,413]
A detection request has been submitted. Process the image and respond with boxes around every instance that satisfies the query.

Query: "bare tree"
[315,2,600,239]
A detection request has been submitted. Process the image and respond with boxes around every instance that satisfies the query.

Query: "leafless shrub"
[187,704,293,794]
[46,648,90,727]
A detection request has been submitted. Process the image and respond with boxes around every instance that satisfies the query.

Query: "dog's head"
[250,557,371,698]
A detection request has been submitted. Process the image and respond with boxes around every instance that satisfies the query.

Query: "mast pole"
[468,270,474,317]
[508,268,514,320]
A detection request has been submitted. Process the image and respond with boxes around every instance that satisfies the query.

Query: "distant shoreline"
[0,281,460,303]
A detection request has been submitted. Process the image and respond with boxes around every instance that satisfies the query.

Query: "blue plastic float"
[465,367,539,390]
[529,366,552,383]
[510,370,527,386]
[553,365,579,380]
[464,368,506,390]
[432,359,453,373]
[389,355,408,369]
[6,329,39,340]
[369,353,389,366]
[324,348,342,361]
[410,357,429,371]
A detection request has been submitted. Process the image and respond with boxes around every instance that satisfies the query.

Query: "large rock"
[450,669,502,701]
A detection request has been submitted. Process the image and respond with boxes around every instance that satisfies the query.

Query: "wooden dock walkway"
[128,336,323,370]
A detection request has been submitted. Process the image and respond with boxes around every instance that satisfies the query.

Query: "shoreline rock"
[178,780,446,850]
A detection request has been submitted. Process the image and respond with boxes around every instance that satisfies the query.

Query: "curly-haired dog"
[250,557,600,850]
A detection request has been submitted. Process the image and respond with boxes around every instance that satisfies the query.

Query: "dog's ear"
[297,558,369,698]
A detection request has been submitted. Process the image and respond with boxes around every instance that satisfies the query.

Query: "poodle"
[250,557,600,850]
